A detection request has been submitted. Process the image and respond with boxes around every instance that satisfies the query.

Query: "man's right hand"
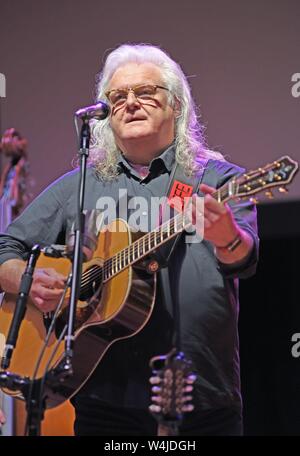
[0,259,66,314]
[29,268,66,313]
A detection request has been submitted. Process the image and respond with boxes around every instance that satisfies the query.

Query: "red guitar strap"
[151,159,208,268]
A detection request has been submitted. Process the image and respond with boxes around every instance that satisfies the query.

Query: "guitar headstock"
[234,155,298,200]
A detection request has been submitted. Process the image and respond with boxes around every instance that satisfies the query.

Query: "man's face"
[107,63,177,156]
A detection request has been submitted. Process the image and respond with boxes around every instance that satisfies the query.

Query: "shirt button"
[142,211,147,216]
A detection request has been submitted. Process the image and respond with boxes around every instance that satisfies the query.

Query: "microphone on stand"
[75,101,110,121]
[42,211,101,262]
[1,245,41,370]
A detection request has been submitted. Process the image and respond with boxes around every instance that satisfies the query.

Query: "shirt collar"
[117,143,176,176]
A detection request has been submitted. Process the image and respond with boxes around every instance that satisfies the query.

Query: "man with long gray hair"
[0,43,258,435]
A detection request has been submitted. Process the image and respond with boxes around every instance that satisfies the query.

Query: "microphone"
[42,211,101,262]
[75,101,110,120]
[1,245,41,370]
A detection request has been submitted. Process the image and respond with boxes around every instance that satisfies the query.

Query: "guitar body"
[14,399,75,436]
[0,219,156,408]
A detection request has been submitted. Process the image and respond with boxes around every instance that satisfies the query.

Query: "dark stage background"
[239,201,300,435]
[1,0,300,435]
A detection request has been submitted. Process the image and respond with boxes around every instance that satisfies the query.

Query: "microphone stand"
[0,244,45,436]
[1,245,41,370]
[64,104,109,370]
[0,108,108,435]
[0,371,43,436]
[0,120,91,435]
[63,118,90,373]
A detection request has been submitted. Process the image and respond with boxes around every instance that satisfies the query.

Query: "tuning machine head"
[265,190,274,199]
[278,186,288,193]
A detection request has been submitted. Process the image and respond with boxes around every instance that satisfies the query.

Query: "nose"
[125,89,140,109]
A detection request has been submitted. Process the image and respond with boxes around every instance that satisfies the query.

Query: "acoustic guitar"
[0,156,298,411]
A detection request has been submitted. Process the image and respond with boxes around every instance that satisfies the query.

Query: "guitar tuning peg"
[250,197,259,204]
[279,186,288,193]
[265,190,274,199]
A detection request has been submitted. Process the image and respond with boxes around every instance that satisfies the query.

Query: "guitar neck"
[102,184,231,281]
[87,155,298,283]
[102,213,184,281]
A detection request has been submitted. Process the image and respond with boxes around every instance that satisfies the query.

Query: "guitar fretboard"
[76,155,300,306]
[103,213,184,281]
[80,181,238,290]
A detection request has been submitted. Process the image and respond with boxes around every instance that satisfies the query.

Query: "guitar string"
[79,162,286,295]
[79,214,183,292]
[79,174,269,293]
[79,166,279,293]
[94,218,179,273]
[78,185,233,293]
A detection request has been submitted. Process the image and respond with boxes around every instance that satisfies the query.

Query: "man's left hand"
[192,183,254,264]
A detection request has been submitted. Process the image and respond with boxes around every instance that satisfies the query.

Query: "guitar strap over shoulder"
[154,158,209,351]
[151,158,209,268]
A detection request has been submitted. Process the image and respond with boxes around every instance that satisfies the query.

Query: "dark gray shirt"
[0,146,258,413]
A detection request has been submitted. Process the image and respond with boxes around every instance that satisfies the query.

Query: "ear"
[173,97,181,118]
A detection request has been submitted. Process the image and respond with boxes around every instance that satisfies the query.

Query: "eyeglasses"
[105,84,169,108]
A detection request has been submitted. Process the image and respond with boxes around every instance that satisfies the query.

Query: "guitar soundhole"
[79,265,103,301]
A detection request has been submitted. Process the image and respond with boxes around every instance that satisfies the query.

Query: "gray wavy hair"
[90,43,223,180]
